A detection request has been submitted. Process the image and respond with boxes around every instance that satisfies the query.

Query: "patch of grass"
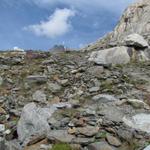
[51,143,73,150]
[101,81,113,90]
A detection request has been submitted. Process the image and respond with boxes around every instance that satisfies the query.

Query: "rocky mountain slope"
[0,49,150,150]
[83,0,150,51]
[0,0,150,150]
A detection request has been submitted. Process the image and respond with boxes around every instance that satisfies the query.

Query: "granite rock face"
[83,0,150,51]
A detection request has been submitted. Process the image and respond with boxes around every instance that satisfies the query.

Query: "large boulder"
[17,103,53,144]
[123,113,150,133]
[88,46,130,65]
[124,33,149,48]
[17,102,72,145]
[144,145,150,150]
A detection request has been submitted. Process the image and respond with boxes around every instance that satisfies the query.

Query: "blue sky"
[0,0,135,50]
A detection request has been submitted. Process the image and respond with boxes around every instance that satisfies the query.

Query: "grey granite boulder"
[124,33,149,48]
[17,103,52,144]
[17,102,72,145]
[89,46,130,65]
[123,113,150,133]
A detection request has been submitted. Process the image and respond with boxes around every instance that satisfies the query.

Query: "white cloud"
[24,8,75,38]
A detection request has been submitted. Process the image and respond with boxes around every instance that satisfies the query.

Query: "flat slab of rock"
[26,75,47,84]
[123,113,150,133]
[98,105,124,123]
[124,33,149,48]
[47,130,75,143]
[92,94,117,102]
[88,46,130,65]
[106,134,121,147]
[76,126,99,137]
[87,141,115,150]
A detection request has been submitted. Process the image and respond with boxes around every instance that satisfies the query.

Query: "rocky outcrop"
[88,46,131,65]
[83,0,150,51]
[123,33,149,48]
[88,46,149,65]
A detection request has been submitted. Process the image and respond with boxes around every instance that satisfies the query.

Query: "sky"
[0,0,135,50]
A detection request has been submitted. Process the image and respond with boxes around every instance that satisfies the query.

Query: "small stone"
[0,124,5,132]
[87,66,104,77]
[77,126,99,137]
[42,59,55,65]
[68,122,75,127]
[92,94,117,102]
[59,79,69,86]
[48,83,62,93]
[72,137,94,145]
[71,69,78,74]
[76,89,83,96]
[26,75,47,84]
[0,76,3,86]
[85,108,96,116]
[115,99,127,106]
[106,134,121,147]
[89,87,100,92]
[87,141,114,150]
[68,127,76,134]
[0,96,5,103]
[4,129,11,135]
[32,90,46,102]
[0,107,6,114]
[72,118,86,127]
[47,66,54,73]
[40,144,52,150]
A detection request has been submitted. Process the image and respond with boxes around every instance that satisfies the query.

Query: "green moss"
[51,143,73,150]
[101,81,113,90]
[95,131,107,139]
